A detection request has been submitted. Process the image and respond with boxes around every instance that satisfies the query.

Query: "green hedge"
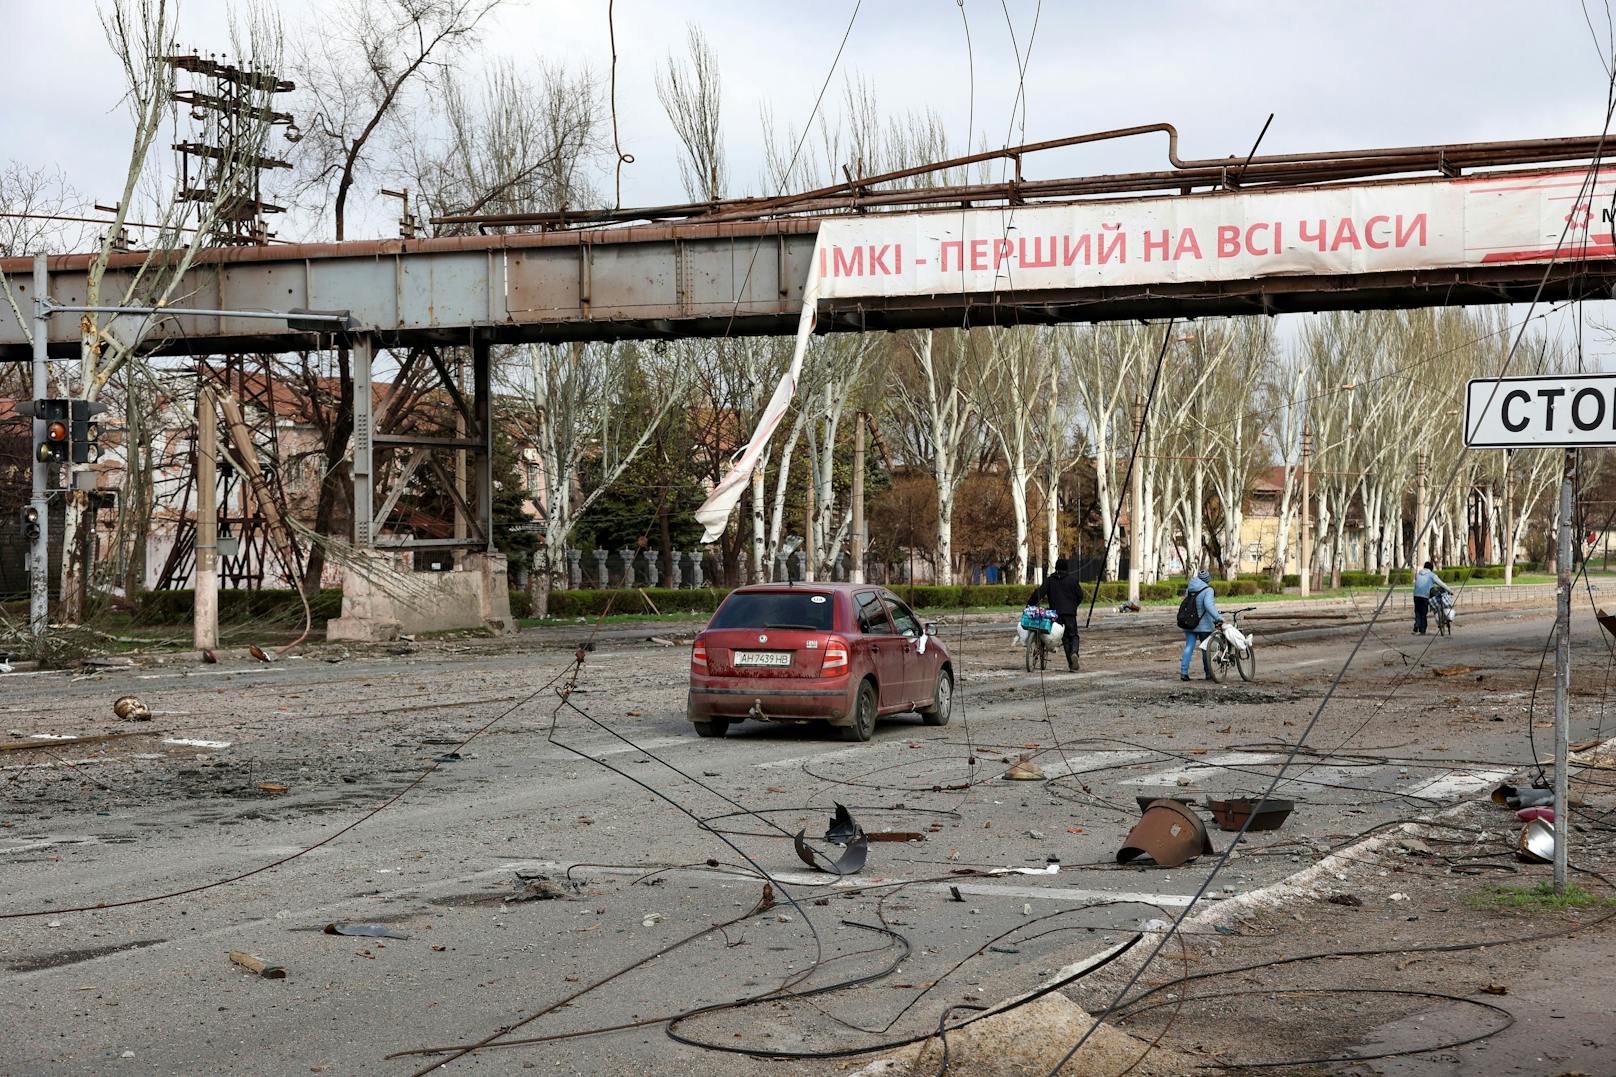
[135,588,344,625]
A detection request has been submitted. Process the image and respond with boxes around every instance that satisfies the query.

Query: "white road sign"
[1464,374,1616,447]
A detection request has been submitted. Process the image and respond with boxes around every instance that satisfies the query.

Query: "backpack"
[1175,586,1200,631]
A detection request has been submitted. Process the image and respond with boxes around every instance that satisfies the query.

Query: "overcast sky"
[4,0,1616,350]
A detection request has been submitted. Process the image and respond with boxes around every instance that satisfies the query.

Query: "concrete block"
[327,549,514,641]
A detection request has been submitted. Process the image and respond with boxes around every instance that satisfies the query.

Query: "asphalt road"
[0,591,1602,1075]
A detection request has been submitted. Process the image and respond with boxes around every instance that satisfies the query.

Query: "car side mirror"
[924,622,938,636]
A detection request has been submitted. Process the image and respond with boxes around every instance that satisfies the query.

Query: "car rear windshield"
[709,591,835,631]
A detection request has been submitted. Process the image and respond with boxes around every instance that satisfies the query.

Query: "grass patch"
[1467,881,1616,911]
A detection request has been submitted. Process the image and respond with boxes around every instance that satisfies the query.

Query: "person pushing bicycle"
[1028,557,1085,671]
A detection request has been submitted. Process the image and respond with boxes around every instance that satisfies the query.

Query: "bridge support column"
[329,332,511,640]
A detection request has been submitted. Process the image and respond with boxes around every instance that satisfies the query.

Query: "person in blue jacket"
[1180,568,1223,681]
[1412,560,1450,635]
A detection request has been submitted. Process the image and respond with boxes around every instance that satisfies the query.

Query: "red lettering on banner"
[1217,225,1241,258]
[992,238,1015,267]
[1329,217,1361,252]
[969,239,989,271]
[1364,215,1391,249]
[1020,236,1057,268]
[1173,229,1203,260]
[1245,222,1272,256]
[1273,221,1283,252]
[868,244,892,274]
[1062,234,1091,265]
[941,241,963,272]
[1097,225,1124,264]
[833,246,863,276]
[1299,219,1327,250]
[1143,229,1171,261]
[819,248,827,278]
[1395,213,1427,247]
[895,243,903,273]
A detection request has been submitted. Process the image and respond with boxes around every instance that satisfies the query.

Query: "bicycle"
[1020,605,1071,672]
[1204,606,1258,683]
[1431,590,1454,636]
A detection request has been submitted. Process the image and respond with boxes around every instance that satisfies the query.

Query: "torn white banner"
[693,248,825,543]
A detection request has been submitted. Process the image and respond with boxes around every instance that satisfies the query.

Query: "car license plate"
[734,651,791,667]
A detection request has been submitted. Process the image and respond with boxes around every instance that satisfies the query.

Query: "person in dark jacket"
[1029,557,1085,671]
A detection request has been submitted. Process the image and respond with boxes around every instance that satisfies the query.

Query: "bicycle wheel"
[1207,636,1230,683]
[1024,633,1039,672]
[1235,643,1256,681]
[1036,633,1048,670]
[1438,610,1451,637]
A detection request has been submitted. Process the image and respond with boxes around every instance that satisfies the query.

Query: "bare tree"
[46,0,287,621]
[656,25,726,202]
[512,342,687,618]
[408,59,605,225]
[890,329,984,584]
[293,0,499,588]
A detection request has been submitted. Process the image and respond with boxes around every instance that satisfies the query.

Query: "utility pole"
[1299,423,1312,597]
[850,414,866,584]
[1127,393,1144,605]
[1414,449,1430,568]
[29,255,49,638]
[194,387,219,651]
[1553,448,1575,894]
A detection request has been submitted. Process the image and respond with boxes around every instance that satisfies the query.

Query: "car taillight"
[821,638,848,676]
[691,641,707,671]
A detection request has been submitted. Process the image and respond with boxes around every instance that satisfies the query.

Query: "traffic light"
[71,400,107,464]
[15,398,70,462]
[19,506,39,543]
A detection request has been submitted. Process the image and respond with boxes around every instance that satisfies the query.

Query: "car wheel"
[920,667,953,726]
[839,679,877,742]
[692,719,729,738]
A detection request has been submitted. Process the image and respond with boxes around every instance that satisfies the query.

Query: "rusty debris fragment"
[794,828,868,875]
[112,696,151,722]
[1492,783,1554,809]
[508,872,565,902]
[1205,796,1295,832]
[229,951,286,979]
[1116,799,1213,868]
[866,831,925,843]
[1516,817,1556,864]
[1003,753,1046,781]
[248,645,272,663]
[257,782,289,795]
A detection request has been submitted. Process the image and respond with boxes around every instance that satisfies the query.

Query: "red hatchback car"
[687,583,954,741]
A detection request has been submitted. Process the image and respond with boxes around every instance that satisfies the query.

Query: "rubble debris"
[1117,799,1213,868]
[866,832,924,843]
[229,951,286,979]
[112,696,151,722]
[1134,793,1198,813]
[1492,783,1554,809]
[1482,983,1509,995]
[507,874,564,902]
[201,649,218,664]
[641,913,664,927]
[82,657,135,669]
[1516,817,1556,864]
[1517,806,1555,823]
[1326,893,1364,907]
[1003,753,1046,781]
[1205,796,1294,832]
[257,782,289,795]
[1433,665,1479,677]
[794,828,869,875]
[248,645,271,663]
[1569,737,1616,770]
[324,923,409,939]
[824,802,859,845]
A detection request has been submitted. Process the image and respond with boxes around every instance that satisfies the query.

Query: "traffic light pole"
[29,255,48,638]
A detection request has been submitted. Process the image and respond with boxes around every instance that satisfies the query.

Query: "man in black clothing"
[1029,557,1085,671]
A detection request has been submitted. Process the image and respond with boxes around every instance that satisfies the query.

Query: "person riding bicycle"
[1028,557,1085,671]
[1412,561,1451,636]
[1179,568,1223,681]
